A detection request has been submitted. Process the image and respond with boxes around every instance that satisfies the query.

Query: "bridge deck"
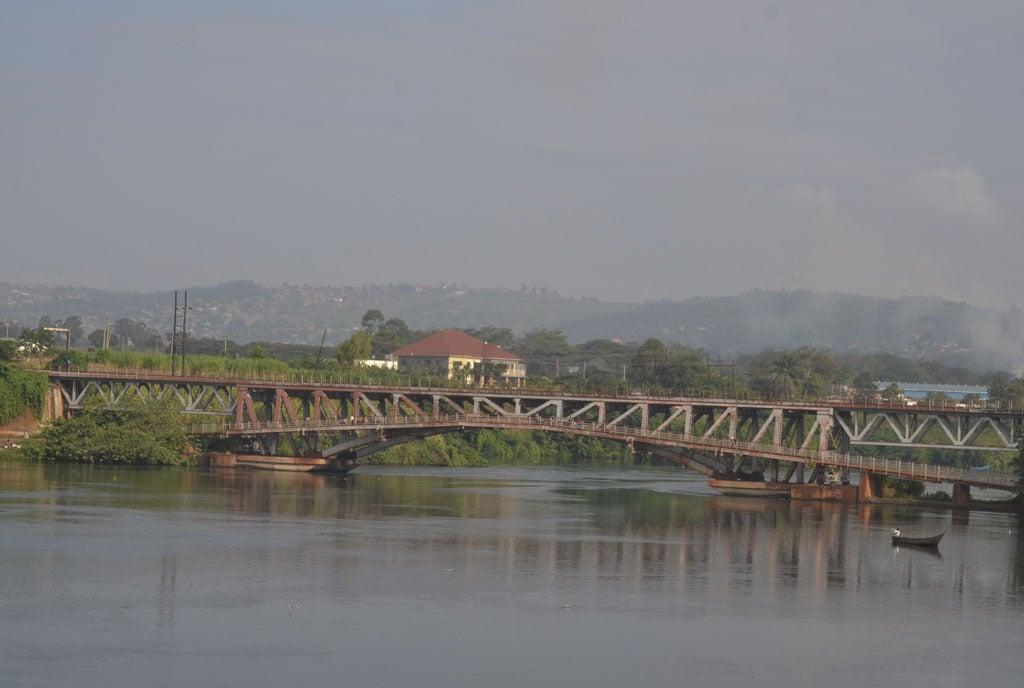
[46,369,1024,416]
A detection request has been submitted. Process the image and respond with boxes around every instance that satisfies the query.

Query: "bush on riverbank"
[882,476,925,498]
[365,429,638,467]
[368,435,487,467]
[471,429,636,465]
[19,397,191,466]
[0,365,47,426]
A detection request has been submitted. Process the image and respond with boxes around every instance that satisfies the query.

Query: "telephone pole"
[179,291,189,374]
[171,291,179,375]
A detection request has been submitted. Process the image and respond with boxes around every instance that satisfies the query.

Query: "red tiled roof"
[392,329,521,361]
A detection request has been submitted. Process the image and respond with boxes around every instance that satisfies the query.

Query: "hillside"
[1,282,1021,369]
[0,281,628,345]
[558,291,1024,369]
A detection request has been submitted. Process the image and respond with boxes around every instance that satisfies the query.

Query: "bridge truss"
[49,370,1023,491]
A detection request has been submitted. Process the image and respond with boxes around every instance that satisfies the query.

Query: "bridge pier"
[858,471,881,501]
[44,384,66,422]
[953,483,971,508]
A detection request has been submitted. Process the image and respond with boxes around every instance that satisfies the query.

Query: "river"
[1,461,1022,687]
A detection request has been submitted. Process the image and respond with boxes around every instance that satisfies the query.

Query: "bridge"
[47,369,1023,498]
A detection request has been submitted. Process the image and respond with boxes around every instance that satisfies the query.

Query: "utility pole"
[314,328,328,367]
[555,357,560,379]
[180,291,189,374]
[622,365,627,383]
[171,291,178,375]
[708,357,738,398]
[582,360,587,381]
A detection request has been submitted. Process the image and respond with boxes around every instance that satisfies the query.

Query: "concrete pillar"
[44,384,65,422]
[952,483,971,508]
[858,471,880,502]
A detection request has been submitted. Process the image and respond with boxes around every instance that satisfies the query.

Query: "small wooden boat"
[891,531,944,547]
[709,479,791,498]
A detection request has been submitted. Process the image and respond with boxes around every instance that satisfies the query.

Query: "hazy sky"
[2,2,1022,307]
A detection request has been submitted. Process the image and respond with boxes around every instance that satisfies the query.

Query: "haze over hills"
[1,281,1021,370]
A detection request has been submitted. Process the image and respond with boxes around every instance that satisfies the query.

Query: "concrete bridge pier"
[858,471,882,502]
[953,483,971,508]
[44,384,65,422]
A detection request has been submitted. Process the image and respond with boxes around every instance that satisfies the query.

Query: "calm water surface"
[1,461,1022,688]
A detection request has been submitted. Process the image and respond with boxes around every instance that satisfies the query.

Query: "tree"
[475,361,508,386]
[248,343,267,359]
[881,383,904,402]
[0,339,17,363]
[19,327,54,349]
[465,327,516,350]
[336,331,373,366]
[987,372,1024,402]
[361,309,385,334]
[516,329,570,378]
[767,351,807,398]
[20,397,189,465]
[852,371,877,401]
[59,315,84,344]
[630,338,669,383]
[87,329,107,349]
[372,318,412,357]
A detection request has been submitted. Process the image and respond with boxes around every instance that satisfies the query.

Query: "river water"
[1,461,1021,688]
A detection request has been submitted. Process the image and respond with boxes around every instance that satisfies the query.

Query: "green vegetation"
[471,429,634,465]
[12,298,1024,471]
[18,398,190,466]
[50,349,295,379]
[335,331,373,365]
[367,429,636,467]
[0,364,46,426]
[369,435,486,467]
[882,477,926,498]
[1015,437,1024,487]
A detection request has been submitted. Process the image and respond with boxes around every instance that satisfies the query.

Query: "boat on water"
[891,531,944,547]
[708,479,791,498]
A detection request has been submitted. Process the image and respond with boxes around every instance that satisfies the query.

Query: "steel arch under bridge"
[48,369,1024,492]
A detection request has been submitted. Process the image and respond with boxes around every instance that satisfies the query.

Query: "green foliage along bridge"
[48,369,1023,493]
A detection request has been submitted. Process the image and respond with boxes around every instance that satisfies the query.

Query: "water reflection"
[3,461,1021,604]
[4,460,1024,687]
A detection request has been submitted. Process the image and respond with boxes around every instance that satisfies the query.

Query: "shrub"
[20,397,190,465]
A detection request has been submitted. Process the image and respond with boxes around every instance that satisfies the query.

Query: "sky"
[2,1,1022,307]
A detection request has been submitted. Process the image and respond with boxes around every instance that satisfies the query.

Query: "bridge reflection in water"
[5,460,1020,601]
[3,460,1023,687]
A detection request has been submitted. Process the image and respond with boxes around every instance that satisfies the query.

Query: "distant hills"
[2,281,1021,370]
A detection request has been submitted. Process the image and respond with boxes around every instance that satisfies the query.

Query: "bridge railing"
[48,367,1024,415]
[188,413,1020,490]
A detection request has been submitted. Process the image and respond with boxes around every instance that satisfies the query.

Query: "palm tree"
[769,352,805,399]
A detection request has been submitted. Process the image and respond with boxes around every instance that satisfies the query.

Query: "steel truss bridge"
[48,370,1023,492]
